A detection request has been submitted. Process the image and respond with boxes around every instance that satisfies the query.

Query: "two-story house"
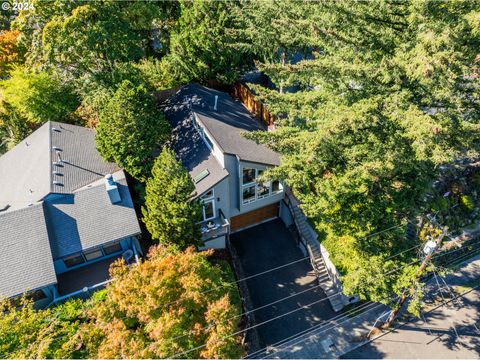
[163,84,284,248]
[0,121,142,307]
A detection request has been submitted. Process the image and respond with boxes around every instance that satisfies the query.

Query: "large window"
[201,190,215,221]
[241,166,283,205]
[243,168,256,184]
[63,240,124,268]
[242,185,256,204]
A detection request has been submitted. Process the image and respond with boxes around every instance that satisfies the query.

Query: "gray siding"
[233,160,284,217]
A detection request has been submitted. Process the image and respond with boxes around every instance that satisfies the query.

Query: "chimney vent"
[214,95,218,111]
[105,174,121,204]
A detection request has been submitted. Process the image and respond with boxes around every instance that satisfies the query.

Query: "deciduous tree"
[0,67,79,124]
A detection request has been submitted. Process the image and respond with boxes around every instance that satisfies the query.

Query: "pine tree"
[142,148,202,249]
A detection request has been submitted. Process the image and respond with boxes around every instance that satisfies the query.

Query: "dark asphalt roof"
[0,203,57,298]
[163,88,229,196]
[45,170,141,259]
[164,84,280,175]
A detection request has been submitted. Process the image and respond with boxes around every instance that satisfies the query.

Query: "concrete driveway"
[230,218,335,350]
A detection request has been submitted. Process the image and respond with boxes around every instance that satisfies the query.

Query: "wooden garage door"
[230,203,279,232]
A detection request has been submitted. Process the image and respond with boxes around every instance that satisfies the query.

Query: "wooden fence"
[154,81,276,130]
[230,82,276,129]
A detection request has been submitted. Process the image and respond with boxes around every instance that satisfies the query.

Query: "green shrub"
[460,195,475,212]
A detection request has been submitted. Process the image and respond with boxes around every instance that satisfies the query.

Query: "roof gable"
[166,84,280,166]
[0,121,120,213]
[45,170,141,259]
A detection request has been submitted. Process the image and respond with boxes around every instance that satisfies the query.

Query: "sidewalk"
[256,255,480,359]
[257,302,390,359]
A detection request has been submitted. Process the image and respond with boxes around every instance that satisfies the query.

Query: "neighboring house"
[0,121,142,307]
[163,84,285,249]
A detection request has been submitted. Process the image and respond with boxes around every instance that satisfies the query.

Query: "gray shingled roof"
[0,121,120,212]
[163,90,230,196]
[167,84,281,166]
[0,203,57,298]
[0,123,51,211]
[50,122,120,193]
[0,122,141,298]
[45,170,141,259]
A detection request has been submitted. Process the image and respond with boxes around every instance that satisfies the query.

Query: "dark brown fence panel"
[231,82,275,128]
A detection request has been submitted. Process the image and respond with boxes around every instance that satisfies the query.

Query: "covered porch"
[56,255,122,296]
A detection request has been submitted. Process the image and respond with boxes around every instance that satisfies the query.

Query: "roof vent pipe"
[214,95,218,111]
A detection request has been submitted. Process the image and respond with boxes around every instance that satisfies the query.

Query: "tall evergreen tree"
[164,0,250,84]
[95,80,171,181]
[243,0,480,304]
[142,148,202,249]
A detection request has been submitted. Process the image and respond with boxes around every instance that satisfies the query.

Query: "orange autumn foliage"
[88,246,244,359]
[0,30,23,75]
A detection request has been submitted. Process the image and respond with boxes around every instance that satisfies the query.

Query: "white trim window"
[201,190,216,221]
[241,167,283,205]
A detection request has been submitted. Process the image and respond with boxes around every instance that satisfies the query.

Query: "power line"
[257,248,480,359]
[261,303,390,359]
[247,301,379,359]
[164,283,324,345]
[166,257,431,359]
[4,243,478,359]
[149,256,310,312]
[169,293,344,359]
[154,228,434,350]
[168,240,480,358]
[384,243,422,261]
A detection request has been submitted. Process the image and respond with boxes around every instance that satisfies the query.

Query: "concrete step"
[315,268,328,276]
[317,275,330,283]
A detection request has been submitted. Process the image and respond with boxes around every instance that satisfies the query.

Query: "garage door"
[230,203,279,232]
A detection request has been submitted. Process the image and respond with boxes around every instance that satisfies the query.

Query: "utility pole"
[381,226,448,329]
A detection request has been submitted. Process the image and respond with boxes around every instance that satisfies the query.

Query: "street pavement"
[344,286,480,358]
[259,255,480,359]
[344,255,480,359]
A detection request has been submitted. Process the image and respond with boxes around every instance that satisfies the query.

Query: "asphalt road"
[345,284,480,358]
[230,219,335,350]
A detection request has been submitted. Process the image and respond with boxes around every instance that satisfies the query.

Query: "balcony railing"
[200,208,230,242]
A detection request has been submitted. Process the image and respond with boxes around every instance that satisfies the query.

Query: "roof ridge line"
[47,121,53,194]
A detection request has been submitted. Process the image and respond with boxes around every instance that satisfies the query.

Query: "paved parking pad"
[230,219,336,349]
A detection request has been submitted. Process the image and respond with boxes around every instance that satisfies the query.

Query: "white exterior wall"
[199,235,226,250]
[199,176,230,218]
